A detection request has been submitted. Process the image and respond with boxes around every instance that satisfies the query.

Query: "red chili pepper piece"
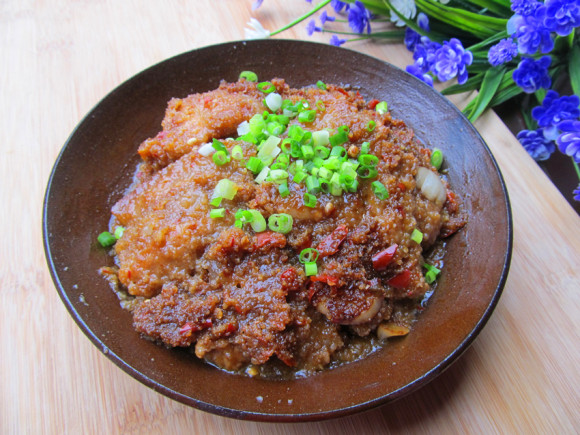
[179,323,193,335]
[317,225,348,257]
[254,231,286,250]
[372,244,398,270]
[337,88,349,96]
[387,269,411,289]
[310,274,339,286]
[367,99,380,110]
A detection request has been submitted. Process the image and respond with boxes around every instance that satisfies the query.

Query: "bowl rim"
[43,38,513,422]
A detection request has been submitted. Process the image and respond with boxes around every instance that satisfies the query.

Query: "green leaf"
[569,42,580,97]
[467,30,508,51]
[441,72,485,94]
[457,0,512,16]
[468,66,506,122]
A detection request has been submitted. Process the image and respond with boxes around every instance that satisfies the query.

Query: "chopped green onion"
[312,130,330,147]
[375,101,388,114]
[431,148,443,170]
[301,145,314,160]
[257,81,275,94]
[316,80,327,90]
[345,179,359,193]
[212,179,238,202]
[246,156,264,174]
[318,167,332,180]
[301,131,313,146]
[269,169,289,183]
[329,130,348,147]
[210,208,225,219]
[367,120,376,132]
[265,92,283,112]
[239,71,258,82]
[314,146,330,159]
[323,156,342,171]
[316,100,326,111]
[298,110,317,123]
[306,176,321,194]
[299,248,319,263]
[361,142,370,154]
[303,192,317,208]
[279,182,290,197]
[319,179,330,193]
[210,197,222,207]
[255,166,270,184]
[275,154,290,167]
[304,262,318,276]
[423,263,441,284]
[268,213,293,234]
[257,135,282,161]
[248,210,267,232]
[97,231,116,247]
[288,125,305,142]
[330,146,347,159]
[357,166,378,179]
[411,228,423,244]
[231,145,244,160]
[213,150,229,166]
[293,170,307,184]
[113,226,125,239]
[372,181,389,200]
[358,154,379,167]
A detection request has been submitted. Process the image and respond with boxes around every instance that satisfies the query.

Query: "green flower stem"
[573,159,580,183]
[270,0,332,36]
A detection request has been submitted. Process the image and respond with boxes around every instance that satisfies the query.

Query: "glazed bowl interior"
[43,39,512,422]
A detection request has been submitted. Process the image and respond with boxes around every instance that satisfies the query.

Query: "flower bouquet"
[246,0,580,203]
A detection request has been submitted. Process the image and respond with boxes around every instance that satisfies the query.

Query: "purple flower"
[413,36,441,73]
[512,56,552,93]
[406,64,434,86]
[329,35,347,46]
[532,90,580,139]
[509,7,554,54]
[488,38,518,66]
[511,0,543,15]
[404,12,430,51]
[306,19,322,36]
[573,184,580,201]
[431,38,473,84]
[517,129,556,160]
[556,120,580,163]
[320,11,336,25]
[544,0,580,36]
[252,0,264,10]
[331,0,350,13]
[348,1,372,34]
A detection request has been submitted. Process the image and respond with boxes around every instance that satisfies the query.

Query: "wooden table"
[2,1,579,433]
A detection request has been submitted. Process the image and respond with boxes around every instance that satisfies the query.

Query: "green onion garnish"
[357,166,378,179]
[329,130,348,147]
[213,150,229,166]
[279,182,290,197]
[306,176,321,194]
[312,130,330,147]
[257,81,275,94]
[303,192,317,208]
[431,148,443,170]
[268,213,293,234]
[423,263,441,284]
[375,101,388,114]
[113,226,125,239]
[301,145,314,160]
[316,100,326,111]
[358,154,379,167]
[316,80,327,90]
[246,156,264,174]
[411,228,423,244]
[299,248,320,263]
[212,178,238,202]
[293,170,307,184]
[231,145,244,160]
[304,262,318,276]
[265,93,283,112]
[239,71,258,82]
[97,231,116,247]
[371,181,389,200]
[361,142,370,154]
[269,169,289,183]
[210,197,222,207]
[210,208,225,219]
[367,120,376,132]
[212,138,228,154]
[248,210,267,232]
[314,146,330,159]
[298,110,317,123]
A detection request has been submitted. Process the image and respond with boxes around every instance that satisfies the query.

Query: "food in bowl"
[98,74,465,378]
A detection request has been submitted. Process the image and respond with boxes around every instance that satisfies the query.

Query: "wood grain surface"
[1,1,579,433]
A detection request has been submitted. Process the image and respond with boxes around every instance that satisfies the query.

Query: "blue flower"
[509,7,554,54]
[556,120,580,163]
[431,38,473,84]
[406,64,434,86]
[573,184,580,201]
[412,36,441,73]
[488,38,518,66]
[511,0,543,15]
[331,0,350,13]
[348,1,372,33]
[306,19,322,36]
[404,12,430,51]
[512,56,551,93]
[320,11,336,25]
[544,0,580,36]
[330,35,347,46]
[532,90,580,139]
[517,129,556,160]
[252,0,264,10]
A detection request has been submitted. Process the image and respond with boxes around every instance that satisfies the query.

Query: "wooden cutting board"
[1,0,578,433]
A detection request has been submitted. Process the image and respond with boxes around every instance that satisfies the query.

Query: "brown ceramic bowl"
[43,40,512,421]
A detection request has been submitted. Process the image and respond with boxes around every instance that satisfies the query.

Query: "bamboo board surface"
[1,1,579,433]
